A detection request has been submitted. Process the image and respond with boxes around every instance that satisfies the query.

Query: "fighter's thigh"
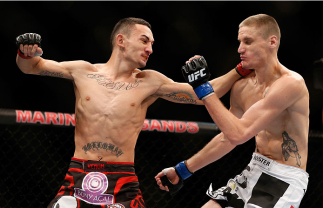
[201,199,222,208]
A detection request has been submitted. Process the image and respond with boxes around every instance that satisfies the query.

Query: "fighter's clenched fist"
[16,33,43,58]
[181,56,214,100]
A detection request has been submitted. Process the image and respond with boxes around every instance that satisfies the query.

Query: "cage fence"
[0,109,322,208]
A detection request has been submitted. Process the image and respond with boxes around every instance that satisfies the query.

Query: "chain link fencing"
[0,109,322,207]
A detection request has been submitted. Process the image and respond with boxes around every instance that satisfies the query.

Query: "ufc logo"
[188,68,206,82]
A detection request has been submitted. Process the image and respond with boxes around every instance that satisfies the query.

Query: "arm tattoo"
[87,74,143,91]
[82,141,124,157]
[281,131,301,167]
[164,91,197,104]
[39,70,64,78]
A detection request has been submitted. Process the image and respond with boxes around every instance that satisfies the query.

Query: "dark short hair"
[110,17,151,50]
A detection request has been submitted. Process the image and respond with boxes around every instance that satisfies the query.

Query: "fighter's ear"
[116,34,125,48]
[269,35,278,48]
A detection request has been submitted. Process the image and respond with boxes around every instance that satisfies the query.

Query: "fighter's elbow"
[16,60,32,74]
[226,131,252,146]
[17,65,33,74]
[17,59,41,75]
[226,137,243,146]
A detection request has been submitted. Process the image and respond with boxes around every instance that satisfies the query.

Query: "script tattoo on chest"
[39,70,64,78]
[87,74,143,91]
[281,131,301,167]
[164,91,197,104]
[82,141,124,157]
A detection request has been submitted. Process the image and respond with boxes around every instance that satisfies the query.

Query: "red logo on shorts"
[290,206,294,208]
[87,164,105,169]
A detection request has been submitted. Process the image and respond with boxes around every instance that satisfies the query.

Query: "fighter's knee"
[53,196,77,208]
[201,199,222,208]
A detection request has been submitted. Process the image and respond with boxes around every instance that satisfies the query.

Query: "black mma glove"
[16,33,42,59]
[160,161,193,196]
[181,56,214,100]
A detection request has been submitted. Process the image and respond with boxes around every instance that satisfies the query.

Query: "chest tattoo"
[164,91,197,104]
[82,141,124,157]
[87,74,143,91]
[281,131,301,167]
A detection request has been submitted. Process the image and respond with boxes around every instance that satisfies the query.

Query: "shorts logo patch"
[87,163,105,170]
[252,155,273,170]
[227,179,237,192]
[108,203,125,208]
[74,172,114,205]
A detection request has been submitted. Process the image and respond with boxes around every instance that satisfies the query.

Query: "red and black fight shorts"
[47,157,146,208]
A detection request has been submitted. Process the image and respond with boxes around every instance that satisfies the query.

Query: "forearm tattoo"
[281,131,301,167]
[39,70,64,78]
[164,91,197,104]
[87,74,143,91]
[82,141,124,157]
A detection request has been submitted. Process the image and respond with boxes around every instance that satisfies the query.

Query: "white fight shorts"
[207,153,309,208]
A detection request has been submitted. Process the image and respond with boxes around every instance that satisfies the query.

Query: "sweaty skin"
[155,23,309,195]
[229,67,308,170]
[191,25,309,173]
[16,24,241,163]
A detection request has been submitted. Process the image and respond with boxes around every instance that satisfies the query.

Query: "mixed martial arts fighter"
[15,17,252,208]
[156,14,309,208]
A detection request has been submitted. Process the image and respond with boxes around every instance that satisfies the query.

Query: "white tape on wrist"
[34,51,43,57]
[201,92,215,100]
[163,167,175,176]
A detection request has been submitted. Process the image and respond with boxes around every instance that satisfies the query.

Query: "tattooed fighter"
[156,14,309,208]
[16,18,252,208]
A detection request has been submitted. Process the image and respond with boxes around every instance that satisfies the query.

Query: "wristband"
[194,82,214,100]
[175,161,193,180]
[17,49,32,59]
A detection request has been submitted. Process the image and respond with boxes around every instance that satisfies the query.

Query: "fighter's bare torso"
[71,62,163,162]
[17,52,241,163]
[231,66,309,170]
[16,28,243,164]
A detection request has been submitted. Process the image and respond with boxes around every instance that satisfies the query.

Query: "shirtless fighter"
[156,14,309,208]
[16,18,252,208]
